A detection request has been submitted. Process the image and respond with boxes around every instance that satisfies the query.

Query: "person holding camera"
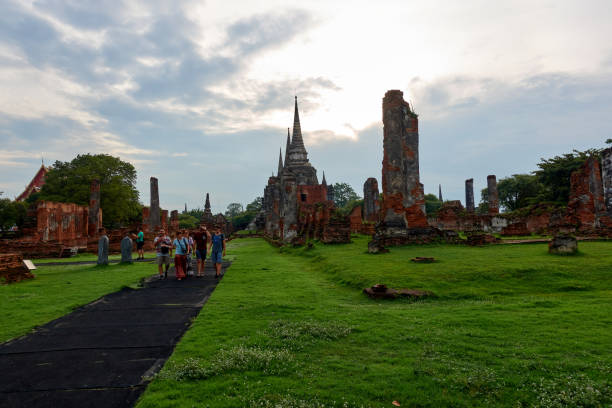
[154,229,172,280]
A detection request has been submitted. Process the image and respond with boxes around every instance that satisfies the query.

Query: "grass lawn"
[0,261,158,343]
[136,237,612,407]
[33,251,157,264]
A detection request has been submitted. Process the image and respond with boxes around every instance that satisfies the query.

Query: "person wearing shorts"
[209,227,226,279]
[136,227,145,260]
[192,225,211,277]
[173,231,189,281]
[154,229,172,279]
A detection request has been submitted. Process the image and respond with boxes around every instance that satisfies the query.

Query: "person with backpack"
[173,230,189,281]
[209,227,226,279]
[154,229,172,279]
[184,229,195,277]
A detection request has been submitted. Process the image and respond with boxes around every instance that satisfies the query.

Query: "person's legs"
[215,262,222,277]
[157,257,163,278]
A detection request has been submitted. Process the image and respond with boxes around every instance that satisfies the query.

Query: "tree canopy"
[38,154,141,228]
[331,182,360,208]
[424,193,442,216]
[0,194,28,231]
[533,149,601,206]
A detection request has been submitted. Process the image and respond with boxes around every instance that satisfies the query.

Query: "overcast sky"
[1,0,611,213]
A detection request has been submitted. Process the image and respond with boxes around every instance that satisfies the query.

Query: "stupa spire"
[290,96,306,154]
[277,148,284,176]
[322,171,327,186]
[284,128,291,165]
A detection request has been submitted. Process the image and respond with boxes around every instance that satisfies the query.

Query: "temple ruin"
[260,97,350,244]
[368,90,445,252]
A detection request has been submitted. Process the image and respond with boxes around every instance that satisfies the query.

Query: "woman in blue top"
[210,227,226,279]
[173,231,189,280]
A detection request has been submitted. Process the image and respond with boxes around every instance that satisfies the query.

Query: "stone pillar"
[602,148,612,214]
[465,178,475,213]
[88,179,101,236]
[170,210,179,233]
[141,206,150,233]
[161,209,168,230]
[363,177,380,222]
[149,177,160,230]
[380,90,427,228]
[487,175,499,214]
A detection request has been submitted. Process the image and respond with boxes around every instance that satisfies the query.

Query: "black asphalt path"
[0,259,230,408]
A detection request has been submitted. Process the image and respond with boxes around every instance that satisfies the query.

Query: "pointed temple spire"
[284,128,291,165]
[184,203,187,214]
[322,171,327,186]
[438,184,443,202]
[205,193,211,211]
[277,148,284,176]
[290,96,306,154]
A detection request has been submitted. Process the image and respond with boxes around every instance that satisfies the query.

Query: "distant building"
[16,164,49,201]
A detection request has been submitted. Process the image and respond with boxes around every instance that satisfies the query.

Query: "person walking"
[209,227,226,279]
[192,225,211,278]
[173,230,189,281]
[154,229,171,279]
[136,227,145,260]
[184,229,195,277]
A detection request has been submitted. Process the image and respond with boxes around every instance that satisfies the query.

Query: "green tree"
[477,188,489,214]
[246,197,263,213]
[534,149,601,205]
[225,203,244,218]
[0,195,28,231]
[497,174,543,211]
[178,213,199,229]
[39,154,141,228]
[424,194,442,216]
[331,182,360,208]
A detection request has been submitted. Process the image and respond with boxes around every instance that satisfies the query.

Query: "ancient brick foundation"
[0,253,35,284]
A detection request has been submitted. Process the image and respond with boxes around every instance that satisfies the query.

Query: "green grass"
[33,251,157,264]
[0,261,157,342]
[136,237,612,407]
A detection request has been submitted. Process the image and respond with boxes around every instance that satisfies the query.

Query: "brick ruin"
[260,97,350,244]
[197,193,233,236]
[2,176,185,260]
[427,152,612,237]
[0,253,34,284]
[368,90,444,252]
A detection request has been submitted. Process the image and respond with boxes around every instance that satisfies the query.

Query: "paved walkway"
[0,259,230,408]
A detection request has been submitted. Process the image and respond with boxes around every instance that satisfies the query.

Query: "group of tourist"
[95,225,227,281]
[154,225,226,281]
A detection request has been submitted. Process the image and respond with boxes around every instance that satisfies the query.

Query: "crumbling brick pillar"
[161,209,168,230]
[170,210,179,233]
[363,177,380,222]
[380,90,427,228]
[368,90,441,253]
[88,179,101,236]
[487,175,499,214]
[602,147,612,214]
[149,177,160,230]
[465,178,475,213]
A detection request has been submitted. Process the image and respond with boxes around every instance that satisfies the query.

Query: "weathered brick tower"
[368,90,442,252]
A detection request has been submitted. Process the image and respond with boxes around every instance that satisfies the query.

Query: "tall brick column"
[487,175,499,214]
[368,90,441,253]
[149,177,160,230]
[380,90,427,228]
[602,148,612,214]
[363,177,380,222]
[465,178,475,212]
[88,179,101,236]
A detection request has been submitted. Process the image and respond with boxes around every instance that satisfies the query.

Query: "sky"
[1,0,612,214]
